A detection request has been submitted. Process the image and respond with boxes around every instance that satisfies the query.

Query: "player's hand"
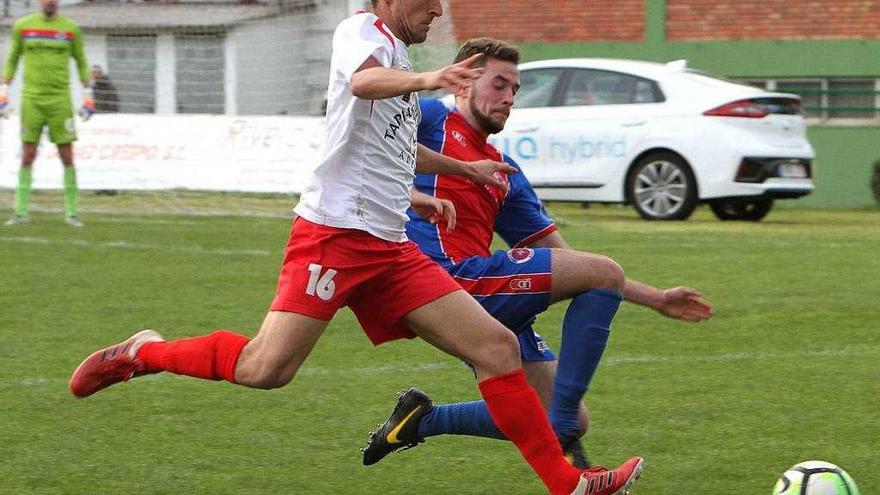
[0,84,10,119]
[423,53,484,93]
[79,87,95,121]
[463,159,518,191]
[411,190,456,232]
[654,286,714,322]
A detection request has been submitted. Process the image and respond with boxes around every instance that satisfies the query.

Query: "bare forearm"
[623,278,663,309]
[351,67,428,100]
[410,187,430,205]
[415,143,468,175]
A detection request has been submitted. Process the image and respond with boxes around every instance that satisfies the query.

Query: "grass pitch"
[1,193,877,495]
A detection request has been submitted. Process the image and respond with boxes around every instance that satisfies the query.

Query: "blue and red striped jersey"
[408,99,557,267]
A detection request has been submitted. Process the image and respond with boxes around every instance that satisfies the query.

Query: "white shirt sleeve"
[335,14,396,82]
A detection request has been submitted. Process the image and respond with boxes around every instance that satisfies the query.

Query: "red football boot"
[570,457,644,495]
[69,329,164,398]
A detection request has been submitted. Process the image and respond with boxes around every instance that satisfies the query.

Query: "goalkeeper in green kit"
[1,0,93,227]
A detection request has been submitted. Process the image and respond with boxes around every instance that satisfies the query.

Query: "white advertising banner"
[0,114,326,193]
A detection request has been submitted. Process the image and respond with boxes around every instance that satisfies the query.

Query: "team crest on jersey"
[507,248,534,264]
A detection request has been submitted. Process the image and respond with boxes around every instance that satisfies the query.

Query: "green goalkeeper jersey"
[3,12,89,98]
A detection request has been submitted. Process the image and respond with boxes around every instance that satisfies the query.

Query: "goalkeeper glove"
[0,84,9,119]
[79,87,95,121]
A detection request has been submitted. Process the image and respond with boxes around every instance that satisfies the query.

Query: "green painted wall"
[518,40,880,79]
[804,127,880,207]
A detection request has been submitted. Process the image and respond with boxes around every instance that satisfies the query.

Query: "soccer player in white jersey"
[69,2,642,493]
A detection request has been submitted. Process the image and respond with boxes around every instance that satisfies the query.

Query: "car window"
[563,69,663,106]
[515,68,565,108]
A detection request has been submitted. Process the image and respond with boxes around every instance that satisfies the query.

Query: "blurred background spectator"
[91,64,119,113]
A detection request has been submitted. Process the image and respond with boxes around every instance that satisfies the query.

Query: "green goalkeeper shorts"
[20,95,76,145]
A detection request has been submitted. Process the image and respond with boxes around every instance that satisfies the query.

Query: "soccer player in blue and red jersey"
[362,38,713,470]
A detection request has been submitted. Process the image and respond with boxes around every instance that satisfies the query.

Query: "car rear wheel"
[709,197,774,221]
[627,152,698,220]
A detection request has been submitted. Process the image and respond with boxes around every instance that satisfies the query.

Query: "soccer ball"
[772,461,860,495]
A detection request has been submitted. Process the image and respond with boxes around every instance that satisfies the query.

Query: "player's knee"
[593,255,625,292]
[473,327,521,372]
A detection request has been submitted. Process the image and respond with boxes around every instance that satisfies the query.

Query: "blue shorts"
[517,329,556,362]
[447,248,557,362]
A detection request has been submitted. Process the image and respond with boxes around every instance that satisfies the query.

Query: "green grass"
[1,194,878,494]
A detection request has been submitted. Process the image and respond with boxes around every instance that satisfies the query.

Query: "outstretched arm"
[416,143,516,190]
[528,231,714,322]
[351,53,484,100]
[623,280,713,322]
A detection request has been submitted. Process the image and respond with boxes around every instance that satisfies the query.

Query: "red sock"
[136,330,249,383]
[479,369,581,495]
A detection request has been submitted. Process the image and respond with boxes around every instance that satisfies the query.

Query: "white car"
[489,58,815,221]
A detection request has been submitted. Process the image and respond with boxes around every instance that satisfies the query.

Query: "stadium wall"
[436,0,880,208]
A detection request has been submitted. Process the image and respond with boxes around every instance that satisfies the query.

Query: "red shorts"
[270,217,461,345]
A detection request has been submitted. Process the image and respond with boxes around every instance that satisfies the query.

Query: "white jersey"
[294,12,420,242]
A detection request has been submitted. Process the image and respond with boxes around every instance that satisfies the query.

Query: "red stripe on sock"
[479,369,581,495]
[137,330,249,383]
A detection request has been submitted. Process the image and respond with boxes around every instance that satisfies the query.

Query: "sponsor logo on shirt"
[383,96,419,142]
[507,248,534,264]
[509,278,533,291]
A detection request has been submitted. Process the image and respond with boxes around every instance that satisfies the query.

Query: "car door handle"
[621,120,646,127]
[513,126,541,133]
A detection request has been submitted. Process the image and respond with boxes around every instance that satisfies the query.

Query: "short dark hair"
[371,0,377,7]
[454,38,520,67]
